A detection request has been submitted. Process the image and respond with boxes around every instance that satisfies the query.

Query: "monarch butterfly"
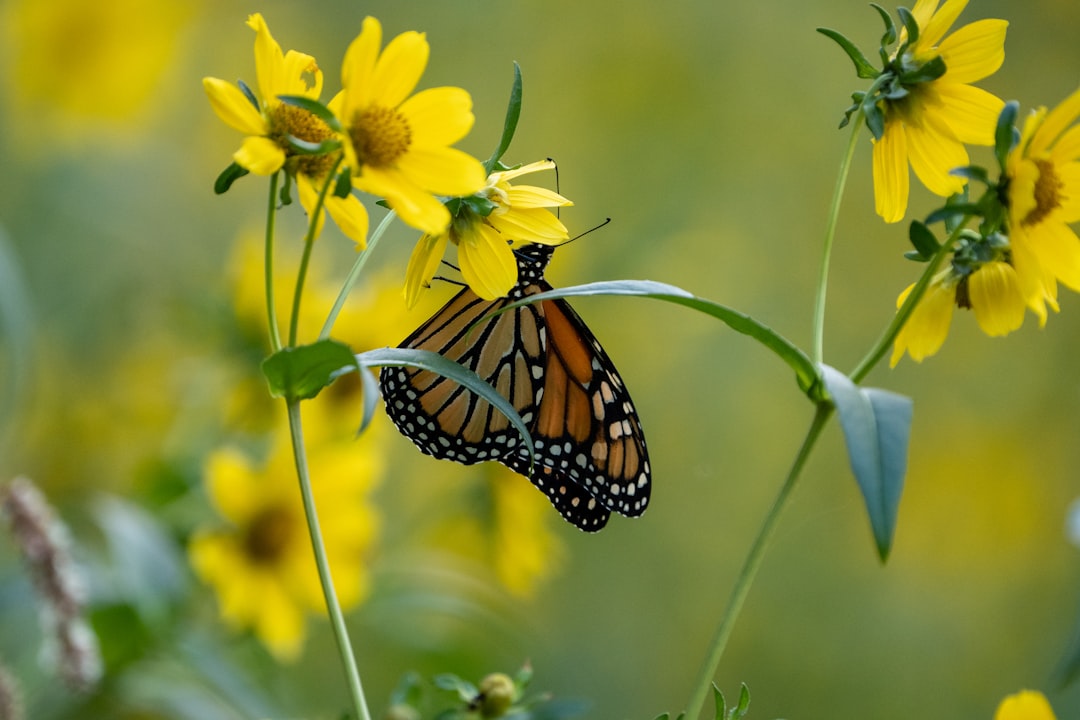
[379,242,650,531]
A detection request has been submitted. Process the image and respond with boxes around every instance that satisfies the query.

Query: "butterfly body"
[380,244,650,531]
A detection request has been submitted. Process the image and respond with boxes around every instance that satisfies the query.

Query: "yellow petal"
[341,17,382,115]
[993,690,1057,720]
[404,232,449,308]
[281,49,323,98]
[916,0,966,53]
[254,579,307,662]
[938,19,1007,84]
[325,193,370,247]
[891,280,955,365]
[1009,231,1055,325]
[204,448,259,522]
[1030,87,1080,158]
[930,82,1003,145]
[235,135,286,175]
[204,77,267,135]
[1052,126,1080,164]
[395,146,487,197]
[458,224,518,300]
[357,166,451,234]
[370,30,428,109]
[905,112,968,197]
[1057,162,1080,222]
[247,13,284,107]
[295,174,328,240]
[400,87,475,147]
[873,121,909,223]
[494,159,556,183]
[489,207,568,243]
[1030,220,1080,293]
[505,184,573,209]
[969,262,1025,336]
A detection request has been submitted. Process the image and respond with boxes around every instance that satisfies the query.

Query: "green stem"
[265,173,283,353]
[286,399,372,720]
[319,210,397,340]
[811,111,863,365]
[683,403,832,720]
[848,219,966,383]
[288,159,343,347]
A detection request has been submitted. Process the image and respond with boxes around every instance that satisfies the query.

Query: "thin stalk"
[683,403,832,719]
[265,173,283,353]
[848,219,967,383]
[288,158,343,347]
[811,112,863,365]
[320,209,397,340]
[286,400,371,720]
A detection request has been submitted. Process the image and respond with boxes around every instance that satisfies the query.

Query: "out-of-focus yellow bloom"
[1005,87,1080,324]
[204,14,368,245]
[890,257,1025,366]
[188,415,381,661]
[335,16,486,235]
[2,0,192,142]
[404,160,573,307]
[873,0,1007,222]
[428,464,564,598]
[994,690,1057,720]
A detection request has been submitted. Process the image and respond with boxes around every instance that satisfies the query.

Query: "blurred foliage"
[0,1,1079,719]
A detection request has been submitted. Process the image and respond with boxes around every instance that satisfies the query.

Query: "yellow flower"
[336,16,486,235]
[1005,87,1080,324]
[403,160,573,307]
[994,690,1057,720]
[204,14,368,245]
[188,416,381,661]
[873,0,1007,222]
[890,256,1025,366]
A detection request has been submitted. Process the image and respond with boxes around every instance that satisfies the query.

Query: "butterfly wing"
[503,291,651,524]
[380,286,547,465]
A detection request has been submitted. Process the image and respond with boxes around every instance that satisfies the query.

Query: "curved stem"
[683,403,832,719]
[320,210,397,340]
[811,112,863,365]
[286,400,372,720]
[265,173,283,353]
[288,159,343,347]
[848,219,966,383]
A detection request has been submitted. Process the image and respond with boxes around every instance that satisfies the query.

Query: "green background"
[1,1,1079,718]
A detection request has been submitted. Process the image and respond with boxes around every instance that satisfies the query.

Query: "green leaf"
[994,100,1020,173]
[732,683,751,719]
[896,7,919,46]
[900,55,946,84]
[214,162,250,194]
[334,168,352,199]
[355,347,535,465]
[869,3,897,47]
[863,100,885,140]
[433,673,477,702]
[712,685,726,720]
[389,671,424,708]
[237,79,259,110]
[949,165,991,185]
[356,363,380,436]
[494,280,820,400]
[820,365,912,561]
[816,28,880,79]
[484,62,523,173]
[907,220,940,260]
[276,94,342,132]
[261,339,358,401]
[924,201,979,229]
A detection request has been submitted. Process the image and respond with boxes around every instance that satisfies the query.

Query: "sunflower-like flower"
[188,418,381,661]
[890,235,1025,365]
[994,690,1057,720]
[203,14,368,244]
[403,160,573,307]
[1004,87,1080,324]
[335,16,486,236]
[872,0,1007,222]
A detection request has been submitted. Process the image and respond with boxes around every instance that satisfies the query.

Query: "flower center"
[1023,158,1064,227]
[244,505,295,564]
[269,103,339,179]
[349,106,411,168]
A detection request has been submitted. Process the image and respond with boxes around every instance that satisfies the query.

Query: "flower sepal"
[994,100,1021,174]
[276,94,341,133]
[904,220,941,263]
[214,161,251,195]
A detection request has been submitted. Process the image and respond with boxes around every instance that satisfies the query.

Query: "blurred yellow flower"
[335,16,486,235]
[404,160,573,307]
[188,414,381,661]
[2,0,192,142]
[994,690,1057,720]
[1004,87,1080,325]
[873,0,1007,222]
[204,14,368,245]
[890,256,1025,366]
[428,464,564,598]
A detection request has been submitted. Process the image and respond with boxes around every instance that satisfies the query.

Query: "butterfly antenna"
[555,217,612,248]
